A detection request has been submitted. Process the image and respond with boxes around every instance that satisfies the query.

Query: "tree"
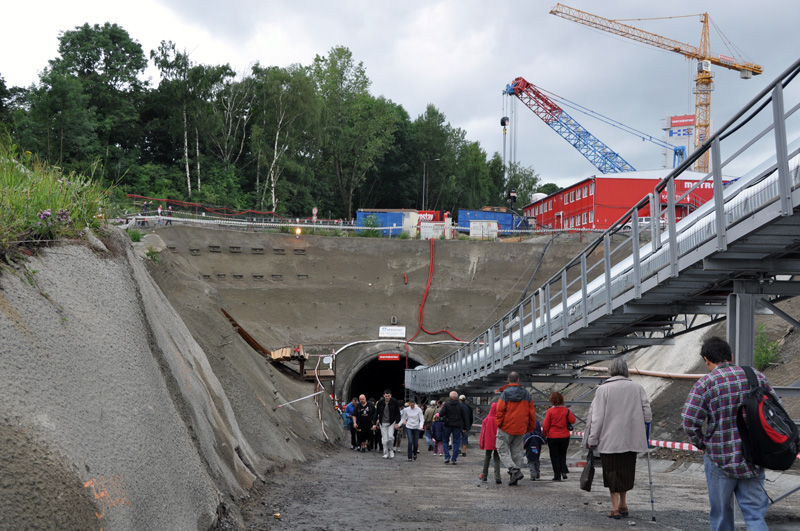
[250,63,319,211]
[48,23,148,181]
[0,74,10,125]
[150,41,193,195]
[537,182,561,195]
[15,71,98,172]
[504,161,540,207]
[312,46,399,218]
[485,153,505,206]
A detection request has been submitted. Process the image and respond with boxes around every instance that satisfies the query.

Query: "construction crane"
[550,3,762,172]
[504,77,636,174]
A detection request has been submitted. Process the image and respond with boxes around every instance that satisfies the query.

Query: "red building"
[522,170,720,231]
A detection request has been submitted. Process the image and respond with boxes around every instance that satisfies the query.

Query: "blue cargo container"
[456,209,528,234]
[356,210,407,237]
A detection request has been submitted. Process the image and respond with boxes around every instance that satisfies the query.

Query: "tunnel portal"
[346,355,421,402]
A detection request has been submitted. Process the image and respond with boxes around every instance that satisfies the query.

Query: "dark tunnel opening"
[347,356,421,402]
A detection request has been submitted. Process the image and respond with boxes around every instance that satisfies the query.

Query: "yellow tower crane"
[550,3,762,172]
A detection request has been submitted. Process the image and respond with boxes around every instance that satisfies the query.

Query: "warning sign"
[378,354,401,361]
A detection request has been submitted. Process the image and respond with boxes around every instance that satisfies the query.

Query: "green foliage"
[0,139,109,259]
[145,247,160,263]
[128,228,142,242]
[754,323,780,371]
[359,214,380,238]
[398,232,410,240]
[537,182,562,196]
[504,162,540,207]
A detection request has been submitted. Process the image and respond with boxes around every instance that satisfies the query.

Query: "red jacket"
[479,403,500,451]
[542,406,576,439]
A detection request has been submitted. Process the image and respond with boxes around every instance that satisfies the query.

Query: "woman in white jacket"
[398,398,425,461]
[583,358,652,520]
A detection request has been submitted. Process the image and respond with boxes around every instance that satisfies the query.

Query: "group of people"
[341,336,779,529]
[342,390,474,463]
[136,201,173,227]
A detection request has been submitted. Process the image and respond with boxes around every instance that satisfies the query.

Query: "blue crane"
[504,77,686,173]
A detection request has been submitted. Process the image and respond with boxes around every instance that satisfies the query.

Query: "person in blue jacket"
[344,397,358,449]
[523,419,546,480]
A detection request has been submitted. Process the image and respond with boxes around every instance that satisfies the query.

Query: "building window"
[589,183,594,195]
[576,189,581,200]
[582,212,587,224]
[583,185,588,197]
[570,191,575,202]
[563,193,568,204]
[589,211,594,223]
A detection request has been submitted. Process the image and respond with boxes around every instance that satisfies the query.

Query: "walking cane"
[645,421,655,521]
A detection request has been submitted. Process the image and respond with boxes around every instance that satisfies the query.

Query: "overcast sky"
[3,1,800,188]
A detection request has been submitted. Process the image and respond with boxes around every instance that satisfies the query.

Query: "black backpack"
[736,365,800,471]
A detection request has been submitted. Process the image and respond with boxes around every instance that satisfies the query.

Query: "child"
[431,413,445,455]
[479,402,502,484]
[523,419,545,481]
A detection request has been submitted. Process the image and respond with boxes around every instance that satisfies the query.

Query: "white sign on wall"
[379,326,406,338]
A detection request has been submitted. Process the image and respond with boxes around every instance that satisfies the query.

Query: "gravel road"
[242,440,800,530]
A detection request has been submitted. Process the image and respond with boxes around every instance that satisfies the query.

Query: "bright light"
[295,228,301,238]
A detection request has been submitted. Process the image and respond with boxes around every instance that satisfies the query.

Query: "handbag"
[580,449,595,492]
[565,409,574,431]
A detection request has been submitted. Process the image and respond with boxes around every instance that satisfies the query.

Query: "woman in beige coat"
[583,358,652,519]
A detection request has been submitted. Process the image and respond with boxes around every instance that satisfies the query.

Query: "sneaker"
[495,479,502,484]
[389,451,395,459]
[461,452,466,456]
[383,453,389,459]
[479,474,487,482]
[509,469,524,486]
[451,461,457,465]
[444,460,450,464]
[408,458,413,462]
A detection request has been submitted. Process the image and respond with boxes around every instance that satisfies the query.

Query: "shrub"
[754,323,780,370]
[128,229,143,242]
[359,215,380,238]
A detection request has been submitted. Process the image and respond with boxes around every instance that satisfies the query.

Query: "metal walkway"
[406,57,800,397]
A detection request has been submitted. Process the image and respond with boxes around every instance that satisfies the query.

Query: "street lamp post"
[422,158,440,211]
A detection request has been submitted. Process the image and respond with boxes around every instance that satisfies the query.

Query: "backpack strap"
[740,365,759,390]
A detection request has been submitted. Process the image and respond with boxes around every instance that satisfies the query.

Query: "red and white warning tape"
[570,431,700,452]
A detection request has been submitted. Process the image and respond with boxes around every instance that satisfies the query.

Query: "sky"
[3,1,800,189]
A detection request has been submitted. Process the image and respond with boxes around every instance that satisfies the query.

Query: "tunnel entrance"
[347,355,420,402]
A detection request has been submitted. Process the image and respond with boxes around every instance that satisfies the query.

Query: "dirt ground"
[240,439,800,531]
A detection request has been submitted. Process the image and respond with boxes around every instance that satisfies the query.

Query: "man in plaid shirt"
[682,336,774,531]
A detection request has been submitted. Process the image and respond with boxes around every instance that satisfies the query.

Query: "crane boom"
[505,77,635,174]
[550,3,763,172]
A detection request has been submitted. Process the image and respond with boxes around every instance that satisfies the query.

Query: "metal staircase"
[406,57,800,397]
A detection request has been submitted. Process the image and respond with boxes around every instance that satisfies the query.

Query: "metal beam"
[559,337,674,347]
[703,258,800,273]
[623,304,727,315]
[734,281,800,296]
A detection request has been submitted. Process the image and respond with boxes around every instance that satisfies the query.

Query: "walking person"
[431,413,445,455]
[165,205,173,225]
[375,390,401,459]
[542,392,576,481]
[438,391,468,464]
[352,395,376,453]
[398,399,424,461]
[344,397,358,449]
[495,372,537,485]
[459,394,474,456]
[583,358,652,520]
[479,401,502,484]
[682,336,777,531]
[524,419,545,481]
[156,203,163,226]
[423,400,437,451]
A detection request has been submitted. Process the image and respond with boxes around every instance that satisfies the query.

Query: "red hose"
[405,240,462,361]
[403,273,408,284]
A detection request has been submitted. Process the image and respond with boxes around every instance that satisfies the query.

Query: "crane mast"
[550,3,762,172]
[505,77,635,174]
